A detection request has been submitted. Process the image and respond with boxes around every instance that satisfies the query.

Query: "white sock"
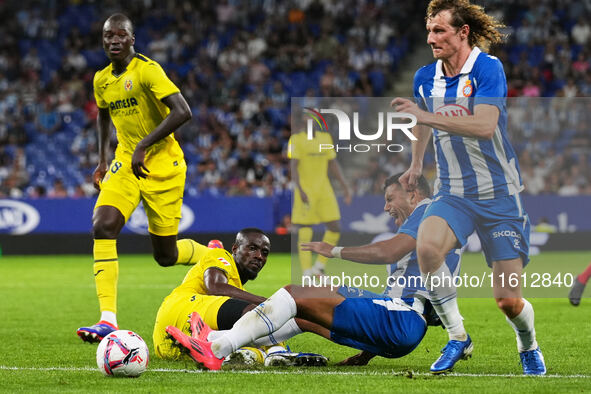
[506,298,538,352]
[423,264,466,341]
[252,318,302,346]
[209,319,302,346]
[100,311,117,327]
[211,288,297,359]
[207,330,225,342]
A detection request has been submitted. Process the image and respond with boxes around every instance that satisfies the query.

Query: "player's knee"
[92,217,120,239]
[416,241,444,273]
[283,284,294,296]
[495,297,522,317]
[154,252,176,267]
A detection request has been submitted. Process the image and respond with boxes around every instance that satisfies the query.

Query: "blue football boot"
[430,335,473,374]
[77,321,118,343]
[520,347,546,375]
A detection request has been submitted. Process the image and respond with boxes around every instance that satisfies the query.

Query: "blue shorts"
[331,287,426,358]
[423,193,530,267]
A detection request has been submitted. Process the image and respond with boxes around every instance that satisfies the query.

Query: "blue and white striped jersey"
[413,47,523,200]
[384,198,461,308]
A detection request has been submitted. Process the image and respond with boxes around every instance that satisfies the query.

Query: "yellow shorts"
[95,155,186,236]
[292,187,340,225]
[153,291,230,360]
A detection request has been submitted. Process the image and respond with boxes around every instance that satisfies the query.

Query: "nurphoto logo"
[303,106,417,153]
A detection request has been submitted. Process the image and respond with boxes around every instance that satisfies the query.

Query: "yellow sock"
[298,227,313,270]
[175,239,209,265]
[316,230,340,266]
[93,239,118,314]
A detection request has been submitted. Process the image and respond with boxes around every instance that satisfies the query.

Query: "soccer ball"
[96,330,149,377]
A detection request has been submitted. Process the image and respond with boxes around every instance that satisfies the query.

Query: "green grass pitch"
[0,251,590,393]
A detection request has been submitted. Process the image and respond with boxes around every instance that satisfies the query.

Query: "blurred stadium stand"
[0,0,589,203]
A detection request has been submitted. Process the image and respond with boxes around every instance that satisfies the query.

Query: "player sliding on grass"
[391,0,545,375]
[77,13,210,342]
[154,228,328,367]
[166,174,460,370]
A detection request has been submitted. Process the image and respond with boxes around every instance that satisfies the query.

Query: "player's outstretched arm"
[204,267,266,305]
[93,107,112,190]
[302,233,416,265]
[393,97,500,140]
[131,93,192,179]
[300,241,334,258]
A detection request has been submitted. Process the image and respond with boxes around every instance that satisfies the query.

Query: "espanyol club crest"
[462,80,473,97]
[124,79,133,91]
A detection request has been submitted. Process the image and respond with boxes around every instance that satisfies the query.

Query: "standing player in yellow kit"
[288,119,351,277]
[77,13,207,342]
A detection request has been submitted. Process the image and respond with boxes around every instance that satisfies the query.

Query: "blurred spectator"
[275,214,293,235]
[47,179,68,198]
[571,17,591,45]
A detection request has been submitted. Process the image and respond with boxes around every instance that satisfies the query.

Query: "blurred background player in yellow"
[154,228,328,366]
[77,13,206,342]
[288,115,351,277]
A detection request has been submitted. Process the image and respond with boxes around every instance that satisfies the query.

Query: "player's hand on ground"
[399,166,421,192]
[300,241,334,258]
[131,144,150,179]
[92,162,108,191]
[336,351,375,366]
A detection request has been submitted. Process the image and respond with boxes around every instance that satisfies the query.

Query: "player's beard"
[244,267,259,281]
[238,265,259,282]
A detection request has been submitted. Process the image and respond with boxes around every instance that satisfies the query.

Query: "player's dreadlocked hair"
[426,0,505,51]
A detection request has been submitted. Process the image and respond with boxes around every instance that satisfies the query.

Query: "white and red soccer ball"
[96,330,149,377]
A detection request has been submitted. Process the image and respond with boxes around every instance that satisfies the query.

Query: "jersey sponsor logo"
[125,202,195,235]
[109,97,138,111]
[0,199,40,234]
[217,257,231,266]
[462,80,473,97]
[492,230,522,239]
[124,79,133,91]
[434,104,472,117]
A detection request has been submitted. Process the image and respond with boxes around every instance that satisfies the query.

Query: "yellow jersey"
[93,53,183,163]
[173,248,244,296]
[288,131,336,192]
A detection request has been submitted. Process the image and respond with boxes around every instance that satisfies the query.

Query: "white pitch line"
[0,366,589,379]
